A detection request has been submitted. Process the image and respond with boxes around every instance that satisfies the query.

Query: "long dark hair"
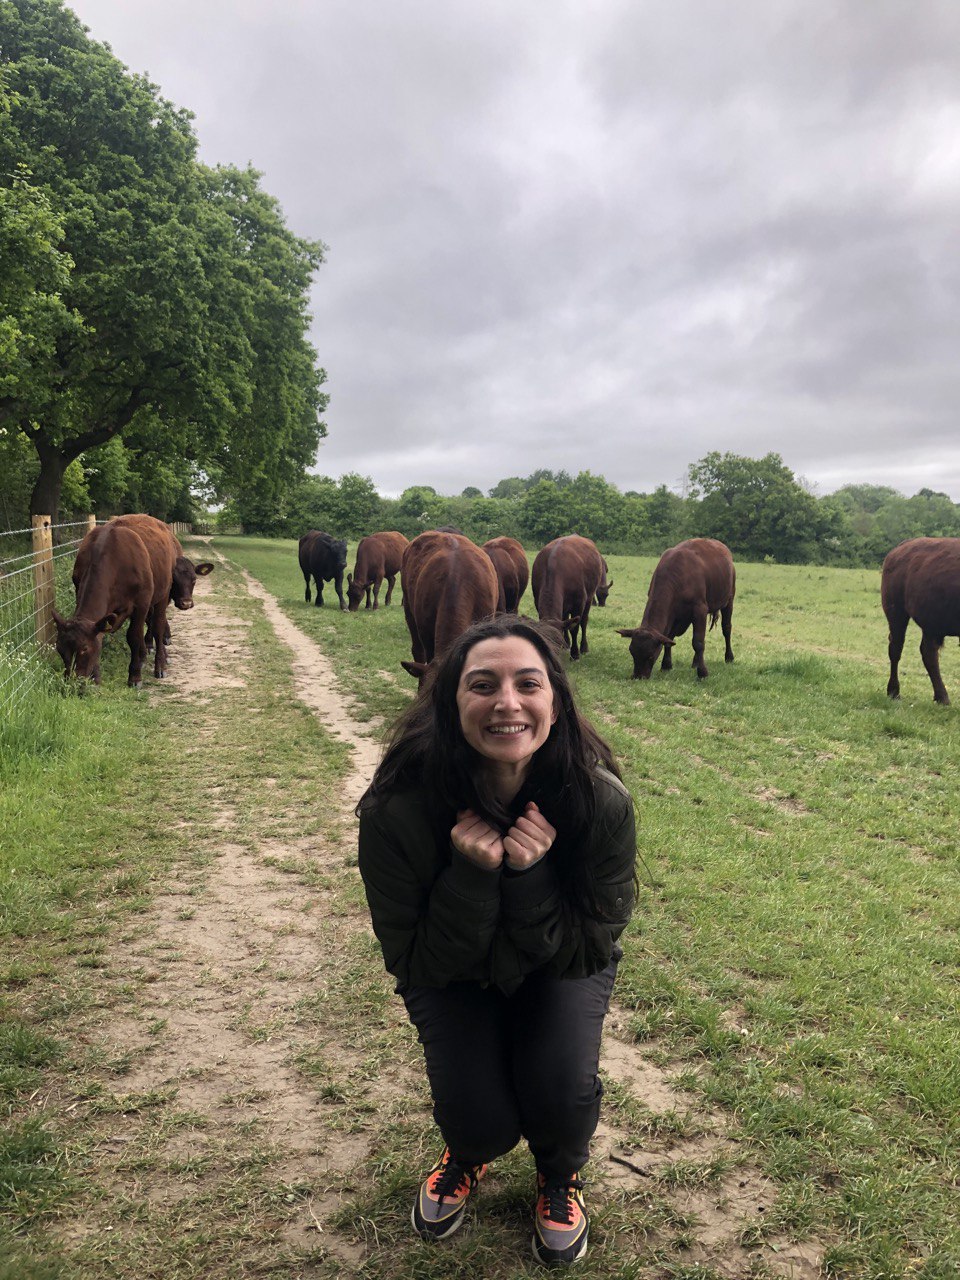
[358,615,626,897]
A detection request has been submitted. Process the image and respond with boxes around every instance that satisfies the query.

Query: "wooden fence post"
[87,514,97,533]
[32,514,55,647]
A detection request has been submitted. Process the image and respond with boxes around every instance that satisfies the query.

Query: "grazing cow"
[299,530,348,610]
[482,536,529,613]
[400,531,499,682]
[113,513,214,649]
[617,538,735,681]
[531,535,604,661]
[347,531,409,612]
[54,523,154,686]
[594,556,613,607]
[881,537,960,705]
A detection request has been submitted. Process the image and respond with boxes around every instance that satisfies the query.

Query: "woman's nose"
[494,682,521,709]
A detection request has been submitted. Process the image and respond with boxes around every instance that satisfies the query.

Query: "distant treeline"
[214,452,960,569]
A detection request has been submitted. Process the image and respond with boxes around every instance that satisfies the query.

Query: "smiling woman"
[356,615,637,1266]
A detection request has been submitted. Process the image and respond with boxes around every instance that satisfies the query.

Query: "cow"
[346,531,409,612]
[594,556,613,607]
[617,538,735,681]
[881,537,960,705]
[53,522,154,686]
[400,531,499,683]
[299,530,348,610]
[531,535,604,660]
[113,513,214,649]
[482,536,529,613]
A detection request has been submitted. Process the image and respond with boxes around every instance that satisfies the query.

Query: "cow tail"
[708,609,720,630]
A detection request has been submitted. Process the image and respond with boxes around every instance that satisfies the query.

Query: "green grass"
[2,534,958,1279]
[214,536,960,1279]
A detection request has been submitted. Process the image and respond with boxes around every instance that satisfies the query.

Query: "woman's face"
[456,636,558,773]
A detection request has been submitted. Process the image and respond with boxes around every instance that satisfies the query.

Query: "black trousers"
[401,960,618,1181]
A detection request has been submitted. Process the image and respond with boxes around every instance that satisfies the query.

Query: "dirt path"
[61,556,825,1278]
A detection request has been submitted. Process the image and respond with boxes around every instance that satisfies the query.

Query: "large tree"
[0,0,326,521]
[688,452,834,563]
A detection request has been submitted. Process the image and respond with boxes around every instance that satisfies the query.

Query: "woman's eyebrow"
[463,666,546,679]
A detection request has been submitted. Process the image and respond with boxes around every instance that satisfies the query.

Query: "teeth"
[487,725,527,735]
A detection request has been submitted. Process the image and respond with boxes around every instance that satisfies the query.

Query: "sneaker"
[411,1147,487,1240]
[532,1172,589,1265]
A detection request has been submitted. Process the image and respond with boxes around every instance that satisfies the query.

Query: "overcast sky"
[66,0,960,500]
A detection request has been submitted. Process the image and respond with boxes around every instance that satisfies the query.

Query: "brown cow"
[400,531,499,682]
[113,514,214,650]
[346,531,409,612]
[594,556,613,607]
[531,535,604,660]
[617,538,735,680]
[881,536,960,705]
[53,523,154,686]
[482,536,529,613]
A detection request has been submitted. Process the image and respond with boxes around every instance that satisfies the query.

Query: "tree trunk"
[29,438,71,525]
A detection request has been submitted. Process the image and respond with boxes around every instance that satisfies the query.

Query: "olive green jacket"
[358,768,636,994]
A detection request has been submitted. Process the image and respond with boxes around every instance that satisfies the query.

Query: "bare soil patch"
[52,556,826,1277]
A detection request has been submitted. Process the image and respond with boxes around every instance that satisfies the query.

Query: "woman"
[357,615,636,1266]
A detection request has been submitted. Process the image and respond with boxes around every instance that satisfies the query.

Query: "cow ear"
[52,608,67,630]
[400,660,427,679]
[606,578,613,589]
[615,628,638,639]
[194,562,215,576]
[96,613,120,634]
[347,572,353,584]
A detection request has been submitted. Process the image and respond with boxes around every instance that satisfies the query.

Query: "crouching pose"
[357,615,637,1265]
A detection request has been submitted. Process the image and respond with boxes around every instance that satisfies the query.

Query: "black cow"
[299,531,348,610]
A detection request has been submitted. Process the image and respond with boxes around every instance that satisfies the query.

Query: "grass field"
[215,537,960,1279]
[1,535,957,1279]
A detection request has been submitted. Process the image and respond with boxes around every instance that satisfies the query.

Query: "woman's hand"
[503,802,556,871]
[451,809,505,869]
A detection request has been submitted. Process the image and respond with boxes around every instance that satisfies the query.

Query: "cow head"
[595,577,613,607]
[52,609,115,683]
[171,556,214,610]
[401,659,429,686]
[616,626,674,679]
[346,572,367,612]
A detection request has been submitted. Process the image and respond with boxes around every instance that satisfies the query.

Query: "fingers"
[452,809,504,869]
[504,805,556,869]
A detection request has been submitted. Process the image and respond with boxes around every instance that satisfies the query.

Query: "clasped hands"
[451,802,556,871]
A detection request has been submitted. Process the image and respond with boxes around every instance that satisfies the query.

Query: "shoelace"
[431,1155,474,1204]
[540,1177,584,1225]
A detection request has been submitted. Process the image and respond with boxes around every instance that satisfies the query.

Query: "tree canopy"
[0,0,327,521]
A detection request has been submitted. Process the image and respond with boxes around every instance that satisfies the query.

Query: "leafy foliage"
[0,0,326,521]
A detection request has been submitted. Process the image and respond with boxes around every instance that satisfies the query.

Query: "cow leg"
[721,603,735,662]
[126,610,148,687]
[579,602,592,655]
[691,611,709,679]
[366,583,373,608]
[152,600,170,678]
[314,577,323,607]
[144,606,156,652]
[886,613,908,698]
[334,571,347,611]
[303,572,312,604]
[370,575,381,609]
[919,631,950,705]
[661,637,673,671]
[383,573,396,607]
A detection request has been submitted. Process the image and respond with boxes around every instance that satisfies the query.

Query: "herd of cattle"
[51,517,960,705]
[295,527,960,704]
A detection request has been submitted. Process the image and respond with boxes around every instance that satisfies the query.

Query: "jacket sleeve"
[358,799,501,989]
[493,776,637,983]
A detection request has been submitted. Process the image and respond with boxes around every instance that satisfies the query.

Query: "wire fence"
[0,518,94,718]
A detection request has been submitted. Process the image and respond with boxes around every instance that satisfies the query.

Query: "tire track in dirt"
[60,553,825,1277]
